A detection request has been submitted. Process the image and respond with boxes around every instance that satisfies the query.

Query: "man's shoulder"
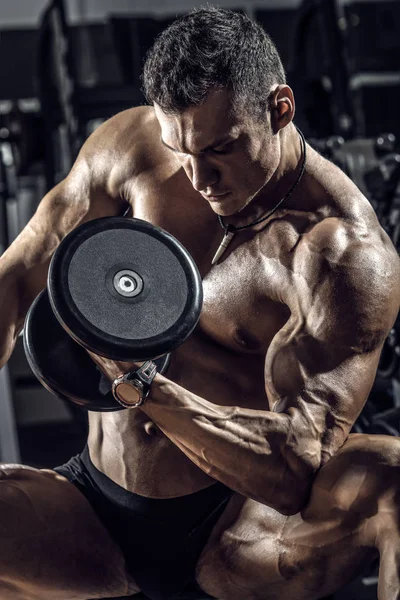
[74,105,164,192]
[301,206,394,271]
[107,105,158,132]
[296,211,400,352]
[85,105,159,153]
[299,154,389,267]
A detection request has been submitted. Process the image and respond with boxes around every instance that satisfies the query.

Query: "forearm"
[141,374,309,513]
[0,265,21,368]
[0,183,91,368]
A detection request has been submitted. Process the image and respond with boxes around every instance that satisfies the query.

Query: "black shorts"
[54,447,233,600]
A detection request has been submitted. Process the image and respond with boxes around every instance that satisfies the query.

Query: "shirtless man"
[0,7,399,600]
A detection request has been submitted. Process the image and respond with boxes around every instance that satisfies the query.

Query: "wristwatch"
[112,360,157,408]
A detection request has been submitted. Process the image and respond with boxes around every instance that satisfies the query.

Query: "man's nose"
[186,155,218,193]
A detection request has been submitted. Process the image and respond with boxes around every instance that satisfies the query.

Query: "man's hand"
[86,349,143,382]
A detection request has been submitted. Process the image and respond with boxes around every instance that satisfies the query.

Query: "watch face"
[115,382,142,406]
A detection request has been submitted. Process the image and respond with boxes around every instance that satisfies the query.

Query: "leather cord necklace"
[211,128,307,265]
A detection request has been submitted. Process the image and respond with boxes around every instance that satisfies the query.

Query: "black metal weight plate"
[23,289,171,412]
[48,217,203,360]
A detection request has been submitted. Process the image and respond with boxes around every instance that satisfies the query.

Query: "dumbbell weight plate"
[23,289,171,411]
[48,217,203,361]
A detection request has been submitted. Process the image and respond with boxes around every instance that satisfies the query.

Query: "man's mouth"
[203,191,230,201]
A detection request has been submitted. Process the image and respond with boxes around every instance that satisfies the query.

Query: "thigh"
[195,434,398,600]
[0,463,139,600]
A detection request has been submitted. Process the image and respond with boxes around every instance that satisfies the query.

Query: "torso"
[87,107,394,497]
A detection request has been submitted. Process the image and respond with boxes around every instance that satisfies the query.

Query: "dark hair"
[142,6,286,120]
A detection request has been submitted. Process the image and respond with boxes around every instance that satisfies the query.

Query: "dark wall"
[0,2,399,138]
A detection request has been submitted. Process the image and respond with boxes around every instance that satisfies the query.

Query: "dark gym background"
[0,1,399,598]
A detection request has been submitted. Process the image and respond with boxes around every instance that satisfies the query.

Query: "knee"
[343,433,400,461]
[0,463,40,486]
[336,434,400,486]
[0,464,59,531]
[319,434,400,483]
[305,435,400,519]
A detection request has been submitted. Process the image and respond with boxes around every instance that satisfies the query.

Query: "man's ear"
[269,84,295,134]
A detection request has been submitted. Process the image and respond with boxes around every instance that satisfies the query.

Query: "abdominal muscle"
[86,335,268,498]
[87,408,215,498]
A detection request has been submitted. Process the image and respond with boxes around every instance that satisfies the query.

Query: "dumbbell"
[23,217,203,411]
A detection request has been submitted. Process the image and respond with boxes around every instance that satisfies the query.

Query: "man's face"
[154,89,280,217]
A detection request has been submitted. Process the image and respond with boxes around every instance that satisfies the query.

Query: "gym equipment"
[24,217,203,411]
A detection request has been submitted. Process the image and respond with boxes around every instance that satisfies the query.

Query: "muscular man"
[0,7,399,600]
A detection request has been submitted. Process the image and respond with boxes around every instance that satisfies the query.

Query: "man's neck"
[228,123,304,228]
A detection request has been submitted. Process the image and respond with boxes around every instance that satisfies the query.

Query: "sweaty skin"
[0,86,399,599]
[88,89,399,507]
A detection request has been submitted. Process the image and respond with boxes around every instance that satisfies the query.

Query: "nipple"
[144,421,159,436]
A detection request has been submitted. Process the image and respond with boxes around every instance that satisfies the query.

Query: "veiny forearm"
[141,374,309,512]
[0,265,21,368]
[0,223,51,368]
